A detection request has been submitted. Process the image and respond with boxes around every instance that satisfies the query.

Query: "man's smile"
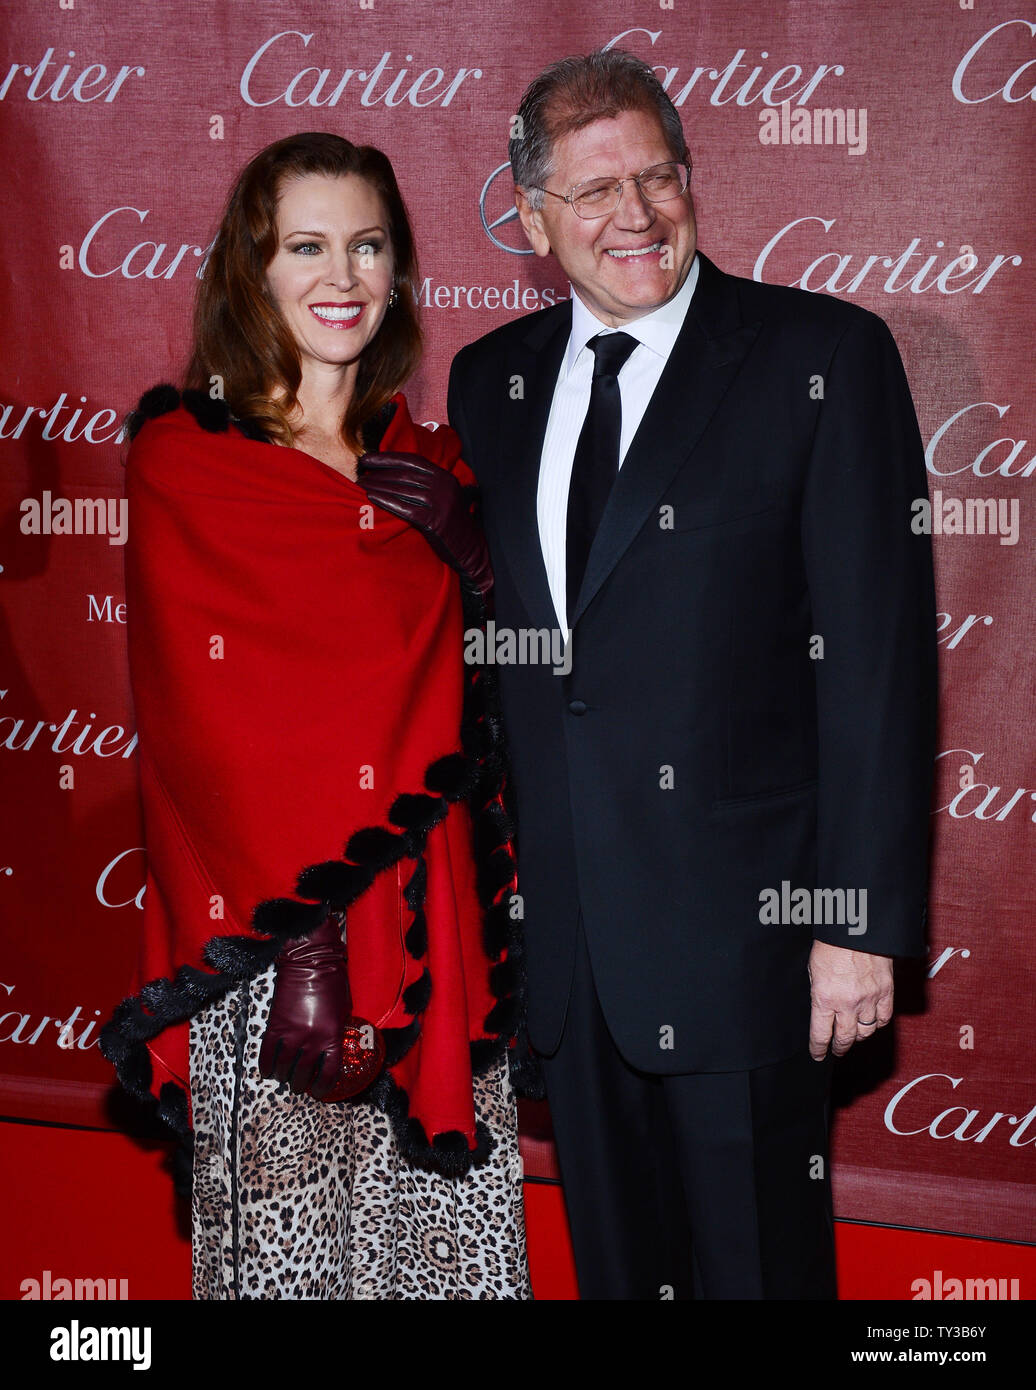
[604,240,665,259]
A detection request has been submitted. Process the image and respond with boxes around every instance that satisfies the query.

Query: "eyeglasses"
[530,160,691,220]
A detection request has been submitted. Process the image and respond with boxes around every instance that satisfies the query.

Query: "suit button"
[568,699,587,715]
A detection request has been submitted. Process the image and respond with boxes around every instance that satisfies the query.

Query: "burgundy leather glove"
[257,912,351,1100]
[355,450,493,598]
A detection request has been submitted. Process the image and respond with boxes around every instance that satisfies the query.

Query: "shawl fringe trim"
[100,386,543,1199]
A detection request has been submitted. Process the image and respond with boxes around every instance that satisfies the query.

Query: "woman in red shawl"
[100,133,537,1299]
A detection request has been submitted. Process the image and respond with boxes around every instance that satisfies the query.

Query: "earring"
[388,286,399,307]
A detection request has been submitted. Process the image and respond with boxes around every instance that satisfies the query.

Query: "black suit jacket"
[447,251,937,1074]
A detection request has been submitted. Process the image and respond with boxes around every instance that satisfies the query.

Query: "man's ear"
[515,187,551,258]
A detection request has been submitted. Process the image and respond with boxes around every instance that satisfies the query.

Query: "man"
[447,49,937,1299]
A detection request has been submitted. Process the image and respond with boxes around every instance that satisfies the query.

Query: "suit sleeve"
[800,311,938,958]
[447,345,480,483]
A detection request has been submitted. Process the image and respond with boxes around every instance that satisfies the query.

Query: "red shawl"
[101,387,528,1185]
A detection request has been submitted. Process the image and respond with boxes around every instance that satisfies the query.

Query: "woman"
[100,133,535,1300]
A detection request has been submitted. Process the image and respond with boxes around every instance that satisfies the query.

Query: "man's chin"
[602,283,679,320]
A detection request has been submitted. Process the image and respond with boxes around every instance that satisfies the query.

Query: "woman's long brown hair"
[184,132,422,452]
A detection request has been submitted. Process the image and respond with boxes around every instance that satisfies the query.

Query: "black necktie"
[566,331,638,625]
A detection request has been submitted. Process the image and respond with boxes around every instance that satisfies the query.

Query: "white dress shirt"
[537,254,699,631]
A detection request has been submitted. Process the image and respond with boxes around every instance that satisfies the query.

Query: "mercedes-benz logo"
[479,161,533,255]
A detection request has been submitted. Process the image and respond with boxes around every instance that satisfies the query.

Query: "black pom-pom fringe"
[125,383,181,441]
[123,382,280,449]
[401,967,432,1016]
[181,388,232,433]
[294,860,372,905]
[344,826,400,872]
[404,909,428,959]
[359,398,399,453]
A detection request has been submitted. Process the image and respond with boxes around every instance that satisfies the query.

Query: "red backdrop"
[1,0,1033,1282]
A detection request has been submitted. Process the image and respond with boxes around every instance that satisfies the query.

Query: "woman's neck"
[280,362,361,478]
[292,359,357,438]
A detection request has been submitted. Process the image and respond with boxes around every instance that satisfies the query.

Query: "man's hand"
[807,940,894,1060]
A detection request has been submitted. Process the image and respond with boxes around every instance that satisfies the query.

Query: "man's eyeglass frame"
[528,160,692,220]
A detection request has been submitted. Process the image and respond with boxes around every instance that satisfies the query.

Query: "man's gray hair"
[509,49,690,209]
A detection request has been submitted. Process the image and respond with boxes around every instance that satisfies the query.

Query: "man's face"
[516,108,697,326]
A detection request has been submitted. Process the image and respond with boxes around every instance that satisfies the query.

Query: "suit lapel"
[571,252,761,627]
[492,300,571,633]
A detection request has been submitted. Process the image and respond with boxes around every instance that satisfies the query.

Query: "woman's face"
[265,172,395,377]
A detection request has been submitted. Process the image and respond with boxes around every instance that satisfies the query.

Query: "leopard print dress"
[189,962,532,1299]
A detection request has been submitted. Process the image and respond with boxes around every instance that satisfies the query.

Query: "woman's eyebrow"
[283,225,386,238]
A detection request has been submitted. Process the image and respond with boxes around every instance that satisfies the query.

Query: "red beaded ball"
[320,1017,387,1102]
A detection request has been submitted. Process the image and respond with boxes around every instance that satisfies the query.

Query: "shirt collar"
[563,252,699,379]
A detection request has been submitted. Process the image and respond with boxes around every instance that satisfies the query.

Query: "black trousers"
[537,918,838,1300]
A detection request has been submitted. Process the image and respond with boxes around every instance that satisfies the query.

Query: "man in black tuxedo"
[447,49,937,1299]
